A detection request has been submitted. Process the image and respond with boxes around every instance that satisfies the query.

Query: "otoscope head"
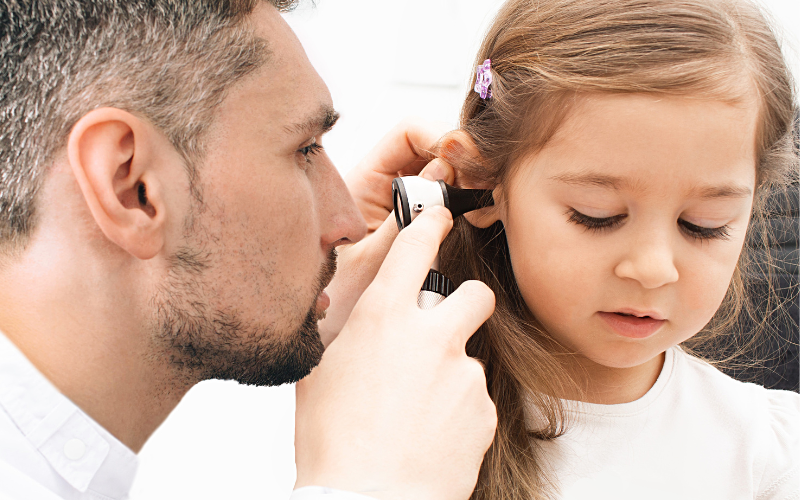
[392,176,494,231]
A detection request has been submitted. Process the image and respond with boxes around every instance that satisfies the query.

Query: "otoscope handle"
[417,269,454,309]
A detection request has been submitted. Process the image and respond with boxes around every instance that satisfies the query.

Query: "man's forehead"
[248,1,308,67]
[223,2,333,134]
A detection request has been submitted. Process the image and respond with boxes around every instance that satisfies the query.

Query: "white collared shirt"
[0,332,376,500]
[0,333,138,500]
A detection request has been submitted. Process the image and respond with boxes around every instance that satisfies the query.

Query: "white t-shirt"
[528,347,800,500]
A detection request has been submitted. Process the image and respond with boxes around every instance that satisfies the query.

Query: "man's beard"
[151,246,336,387]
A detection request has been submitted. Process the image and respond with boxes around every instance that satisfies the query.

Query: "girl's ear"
[439,130,491,190]
[439,130,504,229]
[463,187,504,228]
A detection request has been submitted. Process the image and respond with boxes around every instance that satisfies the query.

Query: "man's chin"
[157,303,325,388]
[216,309,325,387]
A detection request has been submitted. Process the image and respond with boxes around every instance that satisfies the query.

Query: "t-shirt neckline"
[568,347,678,417]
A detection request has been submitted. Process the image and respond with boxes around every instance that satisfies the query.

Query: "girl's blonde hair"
[438,1,798,499]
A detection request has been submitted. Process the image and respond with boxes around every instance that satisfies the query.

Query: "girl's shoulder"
[673,348,799,499]
[536,348,798,499]
[676,346,800,418]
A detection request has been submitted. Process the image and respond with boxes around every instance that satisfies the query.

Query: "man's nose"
[318,165,368,249]
[613,229,679,289]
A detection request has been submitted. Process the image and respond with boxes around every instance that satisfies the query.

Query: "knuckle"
[483,405,499,439]
[482,398,496,423]
[470,356,488,372]
[460,280,496,309]
[479,395,497,424]
[464,357,489,383]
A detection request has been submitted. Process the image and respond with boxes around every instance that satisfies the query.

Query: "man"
[0,1,496,499]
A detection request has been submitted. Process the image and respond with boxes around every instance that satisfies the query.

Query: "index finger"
[370,206,453,303]
[346,119,451,198]
[352,117,451,177]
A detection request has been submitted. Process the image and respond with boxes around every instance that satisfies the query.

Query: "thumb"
[364,211,401,264]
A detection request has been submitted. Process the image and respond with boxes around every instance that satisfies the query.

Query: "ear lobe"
[67,108,167,260]
[464,186,504,228]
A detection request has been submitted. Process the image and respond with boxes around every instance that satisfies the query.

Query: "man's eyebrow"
[285,106,340,137]
[549,171,752,199]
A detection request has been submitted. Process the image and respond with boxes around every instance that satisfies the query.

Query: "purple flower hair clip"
[474,59,493,99]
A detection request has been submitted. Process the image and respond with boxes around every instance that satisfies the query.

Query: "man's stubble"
[149,200,335,388]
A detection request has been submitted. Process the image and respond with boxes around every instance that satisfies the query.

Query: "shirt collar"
[0,332,139,498]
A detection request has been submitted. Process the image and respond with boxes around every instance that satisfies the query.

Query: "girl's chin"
[569,344,667,371]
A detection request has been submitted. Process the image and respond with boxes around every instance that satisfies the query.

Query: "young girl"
[437,0,799,498]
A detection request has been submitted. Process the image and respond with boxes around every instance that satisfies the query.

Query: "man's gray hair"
[0,0,297,252]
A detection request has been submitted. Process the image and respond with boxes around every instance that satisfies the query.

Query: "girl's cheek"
[506,206,595,311]
[679,244,743,330]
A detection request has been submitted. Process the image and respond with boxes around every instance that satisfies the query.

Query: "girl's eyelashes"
[566,208,732,241]
[678,219,732,241]
[566,208,627,232]
[298,137,324,163]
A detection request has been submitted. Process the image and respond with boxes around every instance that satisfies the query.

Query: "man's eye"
[567,208,627,232]
[298,140,323,163]
[678,219,731,241]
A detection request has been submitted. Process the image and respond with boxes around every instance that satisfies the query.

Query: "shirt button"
[64,438,86,460]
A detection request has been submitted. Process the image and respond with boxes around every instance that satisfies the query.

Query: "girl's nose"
[613,234,679,289]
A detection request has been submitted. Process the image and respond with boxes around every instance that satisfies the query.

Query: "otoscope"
[392,177,494,309]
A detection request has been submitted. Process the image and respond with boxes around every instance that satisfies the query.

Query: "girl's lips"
[598,311,665,339]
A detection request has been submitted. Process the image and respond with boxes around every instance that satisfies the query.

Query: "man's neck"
[0,244,192,453]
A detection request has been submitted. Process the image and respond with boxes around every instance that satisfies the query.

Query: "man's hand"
[318,118,455,346]
[295,206,497,500]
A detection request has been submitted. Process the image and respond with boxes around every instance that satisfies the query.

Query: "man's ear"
[67,108,169,260]
[438,130,503,229]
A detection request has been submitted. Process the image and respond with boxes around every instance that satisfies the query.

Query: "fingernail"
[421,162,444,181]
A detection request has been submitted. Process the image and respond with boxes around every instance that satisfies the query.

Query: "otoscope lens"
[392,180,405,231]
[395,191,405,225]
[392,178,411,231]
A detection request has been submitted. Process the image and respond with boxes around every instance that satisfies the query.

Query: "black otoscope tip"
[438,180,495,218]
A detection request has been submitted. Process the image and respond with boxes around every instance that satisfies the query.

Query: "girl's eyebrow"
[549,171,752,199]
[548,172,628,190]
[690,185,753,199]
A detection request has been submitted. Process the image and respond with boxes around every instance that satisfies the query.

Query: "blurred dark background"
[712,114,799,392]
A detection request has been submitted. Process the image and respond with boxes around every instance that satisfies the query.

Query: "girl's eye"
[567,208,627,232]
[678,219,731,241]
[298,139,323,163]
[567,208,732,241]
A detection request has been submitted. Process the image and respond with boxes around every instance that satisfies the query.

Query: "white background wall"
[130,1,799,498]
